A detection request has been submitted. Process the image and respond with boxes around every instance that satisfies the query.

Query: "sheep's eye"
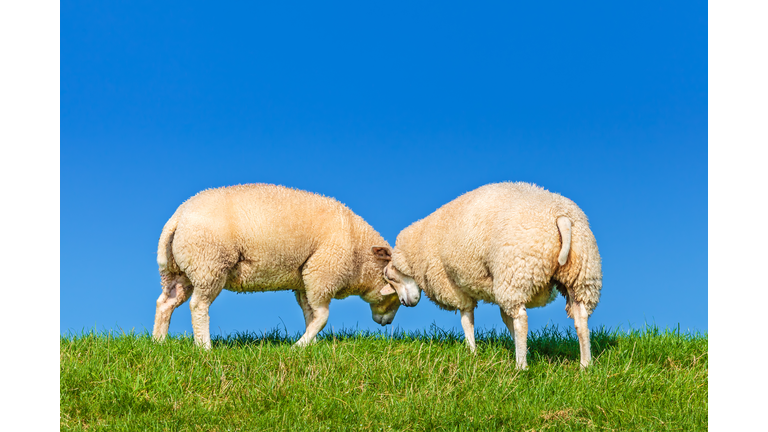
[383,268,396,283]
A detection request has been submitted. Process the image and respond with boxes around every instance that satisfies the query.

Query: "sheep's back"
[170,184,357,285]
[404,182,588,278]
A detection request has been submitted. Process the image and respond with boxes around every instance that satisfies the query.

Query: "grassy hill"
[60,325,707,431]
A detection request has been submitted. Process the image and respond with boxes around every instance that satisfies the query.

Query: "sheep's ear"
[371,246,392,261]
[380,285,396,296]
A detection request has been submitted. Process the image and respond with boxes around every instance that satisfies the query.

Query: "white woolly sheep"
[152,183,406,349]
[383,182,602,369]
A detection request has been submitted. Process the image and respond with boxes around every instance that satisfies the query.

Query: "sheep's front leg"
[294,290,314,330]
[460,308,477,353]
[294,302,330,347]
[295,253,342,347]
[571,299,592,368]
[502,304,528,370]
[500,307,514,335]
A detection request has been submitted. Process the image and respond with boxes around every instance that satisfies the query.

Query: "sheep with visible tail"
[153,184,414,349]
[382,182,602,369]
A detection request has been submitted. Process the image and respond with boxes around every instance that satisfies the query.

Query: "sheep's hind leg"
[460,307,477,353]
[501,304,528,370]
[153,274,193,342]
[567,288,592,368]
[188,274,226,350]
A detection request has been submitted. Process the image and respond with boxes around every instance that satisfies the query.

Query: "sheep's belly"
[452,273,495,303]
[465,285,496,304]
[225,260,303,293]
[525,284,559,309]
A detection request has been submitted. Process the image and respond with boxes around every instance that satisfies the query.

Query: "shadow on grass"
[210,326,298,348]
[63,323,702,366]
[209,323,621,364]
[210,322,473,348]
[527,325,619,364]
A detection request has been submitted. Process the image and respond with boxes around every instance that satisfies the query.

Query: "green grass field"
[60,325,707,431]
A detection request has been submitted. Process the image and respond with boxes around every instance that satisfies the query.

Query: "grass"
[60,324,707,431]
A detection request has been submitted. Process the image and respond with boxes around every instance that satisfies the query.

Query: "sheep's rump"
[159,184,355,293]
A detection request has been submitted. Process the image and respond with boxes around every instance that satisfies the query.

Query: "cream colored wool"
[387,182,602,369]
[152,184,400,349]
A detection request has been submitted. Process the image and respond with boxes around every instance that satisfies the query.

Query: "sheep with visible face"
[383,182,602,369]
[153,184,403,349]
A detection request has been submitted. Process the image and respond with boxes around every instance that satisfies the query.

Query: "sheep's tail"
[567,218,602,316]
[554,211,601,316]
[157,207,182,274]
[556,216,572,266]
[576,237,602,316]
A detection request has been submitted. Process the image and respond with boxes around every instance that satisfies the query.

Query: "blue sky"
[61,1,707,337]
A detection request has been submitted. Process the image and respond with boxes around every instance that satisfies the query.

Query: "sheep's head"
[365,246,400,326]
[369,292,400,326]
[372,246,421,308]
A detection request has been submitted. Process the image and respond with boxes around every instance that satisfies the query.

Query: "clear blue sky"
[61,1,707,337]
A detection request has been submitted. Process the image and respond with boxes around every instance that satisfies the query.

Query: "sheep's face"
[369,293,400,326]
[368,245,401,326]
[381,262,421,307]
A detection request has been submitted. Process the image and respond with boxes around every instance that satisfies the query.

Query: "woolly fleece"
[389,182,602,368]
[152,184,399,349]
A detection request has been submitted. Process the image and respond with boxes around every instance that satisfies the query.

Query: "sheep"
[382,182,602,369]
[152,183,411,349]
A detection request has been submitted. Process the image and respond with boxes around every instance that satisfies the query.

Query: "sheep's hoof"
[293,339,314,348]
